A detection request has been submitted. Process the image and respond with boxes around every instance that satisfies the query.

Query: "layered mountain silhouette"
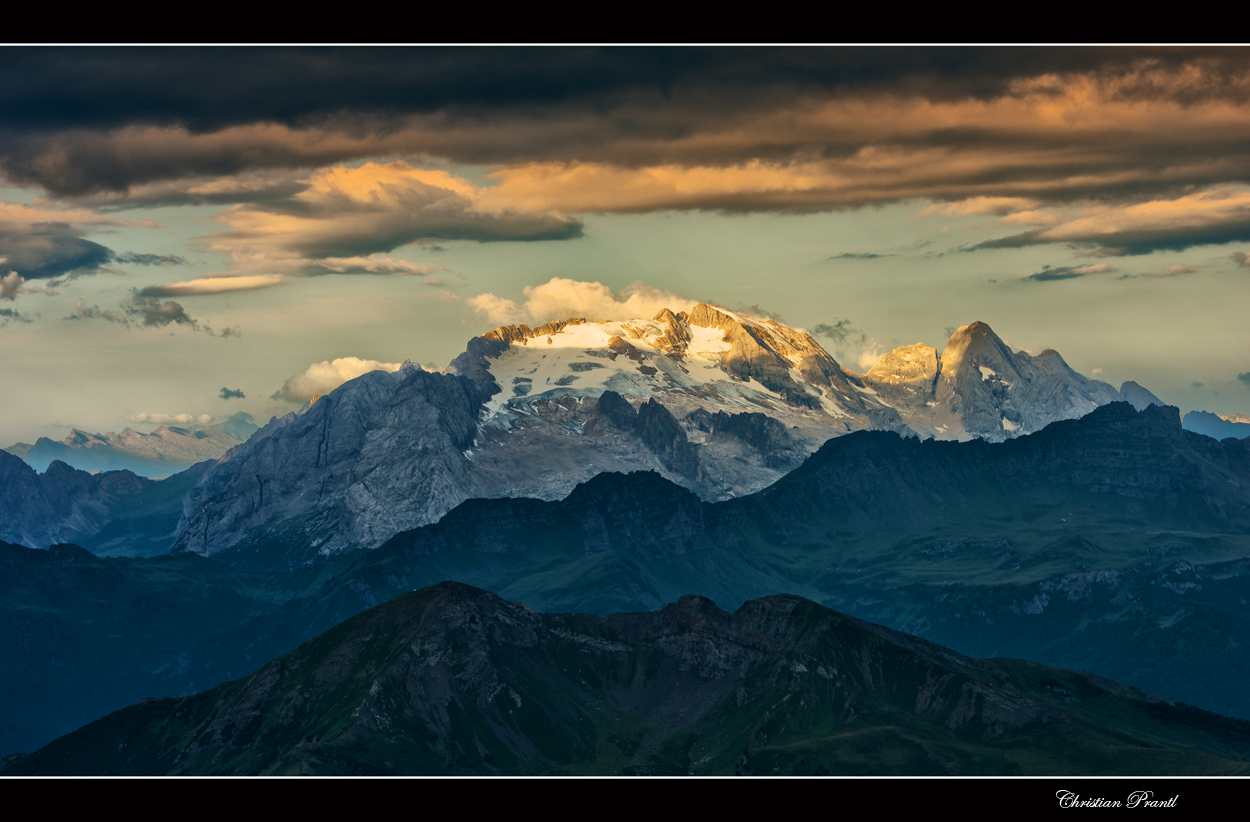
[1184,410,1250,441]
[5,401,1250,759]
[6,582,1250,776]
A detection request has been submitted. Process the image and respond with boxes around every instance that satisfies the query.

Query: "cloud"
[65,293,239,337]
[272,357,404,404]
[1192,381,1204,388]
[63,170,312,210]
[1000,210,1061,226]
[112,252,188,266]
[0,202,161,281]
[735,304,787,323]
[1118,263,1198,281]
[8,51,1250,215]
[1239,372,1250,390]
[1157,264,1195,276]
[66,299,129,324]
[811,317,882,370]
[126,296,202,328]
[208,162,582,262]
[971,186,1250,255]
[219,387,245,400]
[129,412,213,425]
[813,319,858,344]
[919,197,1039,217]
[139,274,285,297]
[183,162,579,284]
[0,222,114,279]
[1232,251,1249,266]
[1024,262,1117,281]
[828,252,892,260]
[467,278,695,326]
[0,271,22,300]
[1075,247,1130,258]
[0,307,30,327]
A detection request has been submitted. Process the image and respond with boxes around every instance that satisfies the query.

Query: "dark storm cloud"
[0,223,113,279]
[0,220,185,280]
[829,252,892,260]
[1239,372,1250,389]
[219,387,245,399]
[4,47,1207,134]
[5,47,1250,207]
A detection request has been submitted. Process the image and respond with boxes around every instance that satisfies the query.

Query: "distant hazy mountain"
[4,413,258,477]
[1184,410,1250,441]
[7,582,1249,775]
[0,451,209,554]
[171,307,1146,568]
[1118,380,1165,411]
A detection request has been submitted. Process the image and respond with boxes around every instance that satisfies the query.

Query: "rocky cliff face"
[172,365,482,568]
[12,582,1250,775]
[862,322,1124,441]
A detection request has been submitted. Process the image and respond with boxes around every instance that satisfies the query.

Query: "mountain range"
[5,304,1249,774]
[167,307,1160,569]
[3,413,257,478]
[4,401,1250,760]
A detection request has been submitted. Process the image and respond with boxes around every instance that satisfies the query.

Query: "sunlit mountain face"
[4,47,1250,774]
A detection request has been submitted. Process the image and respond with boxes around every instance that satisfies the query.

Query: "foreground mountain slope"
[7,582,1249,776]
[0,540,291,757]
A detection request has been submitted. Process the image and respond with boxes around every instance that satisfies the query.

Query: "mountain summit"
[169,307,1148,569]
[863,322,1124,440]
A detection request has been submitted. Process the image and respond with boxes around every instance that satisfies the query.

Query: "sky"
[2,46,1249,445]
